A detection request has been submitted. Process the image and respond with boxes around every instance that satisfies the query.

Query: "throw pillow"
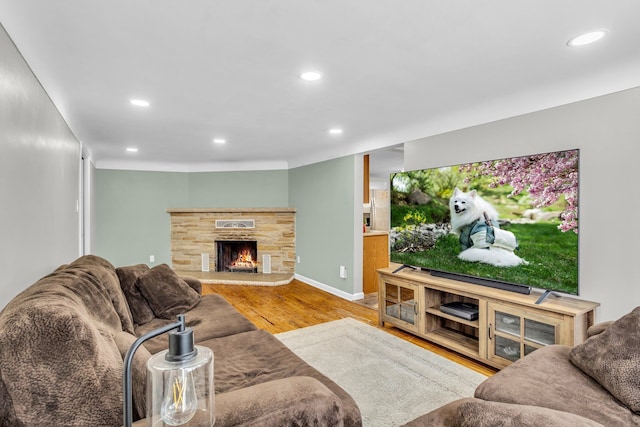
[136,264,201,320]
[116,264,156,326]
[569,306,640,413]
[457,399,604,427]
[182,276,202,295]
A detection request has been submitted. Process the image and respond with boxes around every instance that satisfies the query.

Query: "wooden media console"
[378,264,599,369]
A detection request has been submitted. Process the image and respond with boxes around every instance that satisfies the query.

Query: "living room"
[2,1,639,321]
[1,2,640,426]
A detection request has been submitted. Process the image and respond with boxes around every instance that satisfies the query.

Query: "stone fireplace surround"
[167,208,296,280]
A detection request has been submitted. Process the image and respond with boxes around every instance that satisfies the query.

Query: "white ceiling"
[1,1,640,172]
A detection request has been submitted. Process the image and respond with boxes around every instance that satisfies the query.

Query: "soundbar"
[429,269,531,295]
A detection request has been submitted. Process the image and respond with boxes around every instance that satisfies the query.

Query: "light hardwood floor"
[202,279,497,377]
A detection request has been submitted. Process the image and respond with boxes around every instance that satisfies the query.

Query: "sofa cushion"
[117,264,156,326]
[114,331,151,421]
[586,320,615,338]
[570,306,640,413]
[215,377,345,427]
[199,329,361,427]
[182,276,202,295]
[136,264,200,320]
[0,286,124,426]
[475,345,640,426]
[136,294,258,354]
[38,265,125,333]
[68,255,136,334]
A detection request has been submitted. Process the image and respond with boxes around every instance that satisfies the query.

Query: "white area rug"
[276,318,487,427]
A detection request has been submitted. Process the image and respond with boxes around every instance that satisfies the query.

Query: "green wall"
[188,171,288,207]
[95,171,189,267]
[95,169,289,267]
[95,160,361,297]
[289,156,357,295]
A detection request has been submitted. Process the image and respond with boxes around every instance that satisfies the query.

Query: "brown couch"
[403,307,640,427]
[0,255,361,426]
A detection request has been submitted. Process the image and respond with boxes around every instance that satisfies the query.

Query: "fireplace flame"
[231,249,256,268]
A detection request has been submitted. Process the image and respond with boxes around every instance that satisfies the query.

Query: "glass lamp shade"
[146,345,214,426]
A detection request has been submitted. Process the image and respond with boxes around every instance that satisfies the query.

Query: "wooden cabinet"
[486,302,565,368]
[380,275,421,334]
[363,232,388,294]
[378,265,599,369]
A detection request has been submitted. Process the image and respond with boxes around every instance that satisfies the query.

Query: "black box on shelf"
[440,301,479,321]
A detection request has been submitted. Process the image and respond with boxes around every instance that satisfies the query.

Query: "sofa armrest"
[401,397,474,426]
[215,376,344,426]
[586,321,614,338]
[181,276,202,295]
[401,398,604,427]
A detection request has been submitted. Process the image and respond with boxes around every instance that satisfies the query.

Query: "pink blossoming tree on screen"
[462,150,579,233]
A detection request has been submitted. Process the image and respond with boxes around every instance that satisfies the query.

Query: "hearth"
[216,240,258,273]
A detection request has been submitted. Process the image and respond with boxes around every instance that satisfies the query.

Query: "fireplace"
[216,240,258,273]
[168,208,295,274]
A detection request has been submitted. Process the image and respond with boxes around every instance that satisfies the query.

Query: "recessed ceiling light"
[130,99,150,107]
[300,71,322,81]
[567,30,608,47]
[126,147,138,152]
[329,128,343,135]
[213,138,226,144]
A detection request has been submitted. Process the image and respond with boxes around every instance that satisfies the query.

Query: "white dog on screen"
[449,188,527,267]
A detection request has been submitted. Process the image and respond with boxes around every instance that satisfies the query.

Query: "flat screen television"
[389,149,579,301]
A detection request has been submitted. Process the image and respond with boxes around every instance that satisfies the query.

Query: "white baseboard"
[295,274,364,301]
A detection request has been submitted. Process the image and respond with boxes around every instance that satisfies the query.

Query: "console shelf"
[378,264,600,369]
[425,307,479,328]
[426,328,479,355]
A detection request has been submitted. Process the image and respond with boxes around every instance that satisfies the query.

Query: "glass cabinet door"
[524,318,556,345]
[493,311,521,361]
[495,311,520,336]
[488,303,563,368]
[494,335,521,362]
[383,281,419,332]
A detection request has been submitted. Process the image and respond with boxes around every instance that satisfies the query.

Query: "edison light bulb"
[161,368,197,426]
[147,321,214,427]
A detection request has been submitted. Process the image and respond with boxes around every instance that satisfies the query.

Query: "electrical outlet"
[297,256,301,264]
[339,265,347,279]
[149,255,155,263]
